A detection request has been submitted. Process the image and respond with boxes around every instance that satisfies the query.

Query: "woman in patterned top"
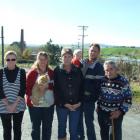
[97,60,132,140]
[0,50,26,140]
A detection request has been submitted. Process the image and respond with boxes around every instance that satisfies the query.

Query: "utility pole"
[78,25,88,59]
[1,26,4,67]
[77,38,80,48]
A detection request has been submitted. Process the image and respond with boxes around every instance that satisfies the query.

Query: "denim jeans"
[78,101,96,140]
[98,109,123,140]
[28,105,54,140]
[56,106,81,140]
[0,111,24,140]
[77,104,85,140]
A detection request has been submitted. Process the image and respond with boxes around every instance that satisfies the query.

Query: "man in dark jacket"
[78,44,104,140]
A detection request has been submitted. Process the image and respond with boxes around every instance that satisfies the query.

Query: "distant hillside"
[101,47,140,59]
[19,42,140,50]
[59,43,140,49]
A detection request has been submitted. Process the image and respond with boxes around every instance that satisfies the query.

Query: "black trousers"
[0,111,24,140]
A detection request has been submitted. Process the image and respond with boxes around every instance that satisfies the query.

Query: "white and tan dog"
[31,74,54,107]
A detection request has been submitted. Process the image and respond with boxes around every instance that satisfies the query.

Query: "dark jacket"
[54,64,83,107]
[82,59,104,102]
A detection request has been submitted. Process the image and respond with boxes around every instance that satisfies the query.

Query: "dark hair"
[61,48,73,57]
[90,43,100,52]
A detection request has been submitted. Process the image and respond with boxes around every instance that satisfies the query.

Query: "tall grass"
[131,82,140,103]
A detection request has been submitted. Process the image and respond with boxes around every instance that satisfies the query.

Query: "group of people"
[0,43,132,140]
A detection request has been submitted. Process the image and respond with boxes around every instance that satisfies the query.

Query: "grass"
[131,82,140,103]
[101,47,140,59]
[84,47,140,59]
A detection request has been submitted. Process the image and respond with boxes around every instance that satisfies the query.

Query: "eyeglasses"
[6,58,16,62]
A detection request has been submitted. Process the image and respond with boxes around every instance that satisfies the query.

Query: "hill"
[101,46,140,59]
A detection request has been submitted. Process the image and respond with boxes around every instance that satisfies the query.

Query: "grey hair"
[104,60,118,69]
[73,49,82,55]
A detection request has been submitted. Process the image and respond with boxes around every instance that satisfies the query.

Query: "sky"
[0,0,140,46]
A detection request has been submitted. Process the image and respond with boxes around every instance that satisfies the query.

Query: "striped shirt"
[0,69,26,113]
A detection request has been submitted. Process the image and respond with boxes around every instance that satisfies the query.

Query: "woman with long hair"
[26,51,54,140]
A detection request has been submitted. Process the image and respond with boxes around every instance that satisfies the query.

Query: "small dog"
[31,74,54,107]
[31,74,49,105]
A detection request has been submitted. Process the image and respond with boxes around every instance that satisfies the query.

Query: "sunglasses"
[6,58,16,62]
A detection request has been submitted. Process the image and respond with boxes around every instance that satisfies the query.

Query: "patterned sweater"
[97,75,132,113]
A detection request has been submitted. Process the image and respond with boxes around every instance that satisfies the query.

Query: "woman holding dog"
[26,51,54,140]
[0,50,26,140]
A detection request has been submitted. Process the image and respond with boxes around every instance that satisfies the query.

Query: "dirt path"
[0,107,140,140]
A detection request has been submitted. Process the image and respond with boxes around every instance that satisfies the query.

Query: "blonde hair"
[32,51,48,70]
[4,50,17,60]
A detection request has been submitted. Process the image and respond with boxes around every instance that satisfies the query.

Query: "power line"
[78,25,88,59]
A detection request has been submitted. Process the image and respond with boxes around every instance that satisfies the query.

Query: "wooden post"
[1,26,4,67]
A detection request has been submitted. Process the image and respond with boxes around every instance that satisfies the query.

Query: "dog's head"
[37,75,48,85]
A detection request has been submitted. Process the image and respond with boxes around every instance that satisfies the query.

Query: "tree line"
[1,40,140,83]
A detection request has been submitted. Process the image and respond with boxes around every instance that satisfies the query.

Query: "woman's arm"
[26,69,38,106]
[0,69,6,99]
[18,68,26,98]
[119,79,132,113]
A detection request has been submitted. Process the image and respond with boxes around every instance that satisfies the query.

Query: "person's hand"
[16,96,22,103]
[72,102,81,110]
[11,96,22,112]
[6,105,13,112]
[31,97,39,106]
[2,98,8,105]
[64,104,75,111]
[6,103,17,113]
[110,110,122,119]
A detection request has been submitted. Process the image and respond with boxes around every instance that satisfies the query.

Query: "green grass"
[84,47,140,59]
[101,47,140,59]
[131,82,140,103]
